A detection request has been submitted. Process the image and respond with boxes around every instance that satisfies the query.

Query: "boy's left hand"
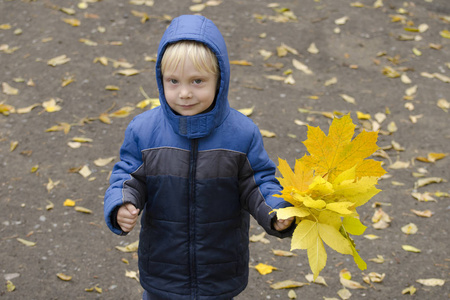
[273,217,295,231]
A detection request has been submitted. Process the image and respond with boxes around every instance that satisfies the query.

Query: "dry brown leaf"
[249,232,270,244]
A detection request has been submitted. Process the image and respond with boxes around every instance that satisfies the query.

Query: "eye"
[193,79,203,85]
[169,79,178,84]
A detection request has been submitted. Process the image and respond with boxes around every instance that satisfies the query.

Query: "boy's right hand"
[117,203,140,233]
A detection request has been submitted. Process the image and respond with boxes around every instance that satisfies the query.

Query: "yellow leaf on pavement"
[116,240,139,252]
[255,263,277,275]
[260,129,276,137]
[416,278,445,286]
[47,55,71,66]
[17,238,36,247]
[402,245,421,253]
[56,273,72,281]
[74,206,92,214]
[238,106,254,117]
[62,18,80,26]
[401,223,418,234]
[270,280,309,289]
[2,82,19,95]
[115,69,140,76]
[94,157,116,167]
[402,285,417,295]
[64,199,76,206]
[125,270,139,282]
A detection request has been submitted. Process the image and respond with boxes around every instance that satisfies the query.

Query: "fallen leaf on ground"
[255,263,278,275]
[17,238,36,247]
[305,274,327,286]
[64,199,76,207]
[2,82,19,95]
[78,165,92,178]
[125,270,139,282]
[416,278,445,286]
[337,288,352,299]
[288,289,297,299]
[270,280,309,289]
[402,285,417,295]
[401,223,418,234]
[56,273,72,281]
[402,245,421,253]
[416,152,447,163]
[260,129,276,137]
[116,240,139,252]
[272,249,296,257]
[249,232,270,244]
[364,234,380,240]
[74,206,92,214]
[230,60,252,66]
[415,177,446,188]
[94,157,116,167]
[292,59,313,74]
[238,106,254,117]
[6,280,15,292]
[410,209,433,217]
[368,255,384,263]
[47,55,71,66]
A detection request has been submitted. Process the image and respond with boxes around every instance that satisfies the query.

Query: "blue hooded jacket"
[104,15,293,300]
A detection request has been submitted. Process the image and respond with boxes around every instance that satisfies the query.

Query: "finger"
[124,203,139,215]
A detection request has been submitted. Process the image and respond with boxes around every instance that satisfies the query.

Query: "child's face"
[163,56,217,116]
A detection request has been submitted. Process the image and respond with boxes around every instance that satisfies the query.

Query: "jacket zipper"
[189,139,199,299]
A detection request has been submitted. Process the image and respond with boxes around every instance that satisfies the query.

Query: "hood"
[156,15,231,139]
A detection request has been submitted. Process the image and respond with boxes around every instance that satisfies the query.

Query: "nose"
[179,86,192,99]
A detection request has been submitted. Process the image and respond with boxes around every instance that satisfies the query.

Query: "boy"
[104,15,294,300]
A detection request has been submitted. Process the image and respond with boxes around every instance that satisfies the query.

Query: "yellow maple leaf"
[275,114,385,279]
[301,114,384,181]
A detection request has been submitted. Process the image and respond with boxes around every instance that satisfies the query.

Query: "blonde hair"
[161,41,219,77]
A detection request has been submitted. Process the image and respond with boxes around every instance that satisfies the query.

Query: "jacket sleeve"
[239,126,294,238]
[104,120,147,235]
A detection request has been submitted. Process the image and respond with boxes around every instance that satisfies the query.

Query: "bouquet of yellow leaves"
[275,114,386,279]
